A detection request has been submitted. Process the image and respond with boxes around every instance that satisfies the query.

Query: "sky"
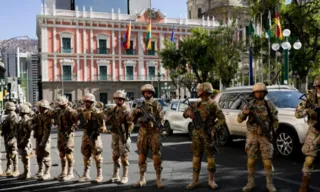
[0,0,187,40]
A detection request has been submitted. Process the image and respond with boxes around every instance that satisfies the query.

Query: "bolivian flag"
[145,19,152,50]
[275,10,283,40]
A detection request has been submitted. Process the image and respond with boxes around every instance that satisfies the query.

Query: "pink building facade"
[37,4,219,103]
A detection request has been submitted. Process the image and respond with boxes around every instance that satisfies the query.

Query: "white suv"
[214,85,308,157]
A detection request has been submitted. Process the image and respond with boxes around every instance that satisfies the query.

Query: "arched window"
[197,8,202,18]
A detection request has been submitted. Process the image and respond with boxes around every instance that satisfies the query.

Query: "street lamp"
[271,29,302,85]
[153,72,165,98]
[161,82,171,100]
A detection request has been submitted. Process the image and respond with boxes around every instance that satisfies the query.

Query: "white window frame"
[96,33,110,49]
[124,60,137,80]
[60,31,73,53]
[97,59,110,80]
[60,59,74,81]
[146,60,157,80]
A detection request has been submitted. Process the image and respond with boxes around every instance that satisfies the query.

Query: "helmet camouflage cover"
[20,104,31,114]
[252,82,268,93]
[38,100,51,109]
[56,95,69,106]
[82,93,96,103]
[5,102,16,111]
[141,84,155,94]
[113,90,126,100]
[196,82,213,97]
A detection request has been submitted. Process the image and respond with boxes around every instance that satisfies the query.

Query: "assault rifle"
[105,107,130,151]
[134,100,164,133]
[182,98,220,153]
[237,93,273,139]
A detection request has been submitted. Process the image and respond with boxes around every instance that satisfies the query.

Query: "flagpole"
[260,12,263,83]
[267,10,271,82]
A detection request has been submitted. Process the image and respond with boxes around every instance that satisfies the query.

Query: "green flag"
[266,10,272,39]
[249,20,255,37]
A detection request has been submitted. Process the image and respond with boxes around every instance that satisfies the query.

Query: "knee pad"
[247,158,257,168]
[193,157,201,172]
[121,156,129,167]
[112,155,120,162]
[207,157,216,172]
[304,156,315,168]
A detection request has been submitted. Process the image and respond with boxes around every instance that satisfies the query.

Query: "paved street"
[0,130,320,192]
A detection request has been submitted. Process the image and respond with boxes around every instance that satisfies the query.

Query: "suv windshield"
[157,99,168,107]
[267,90,303,108]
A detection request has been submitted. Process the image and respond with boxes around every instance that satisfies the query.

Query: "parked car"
[164,98,200,139]
[213,85,307,157]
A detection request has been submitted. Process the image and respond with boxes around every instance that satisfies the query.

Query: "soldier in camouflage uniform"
[237,83,278,192]
[106,90,134,184]
[0,102,19,177]
[16,104,34,179]
[295,76,320,192]
[54,96,78,181]
[95,101,104,112]
[183,82,226,190]
[132,84,164,189]
[77,93,107,183]
[33,100,54,180]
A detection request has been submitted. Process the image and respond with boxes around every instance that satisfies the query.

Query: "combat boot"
[299,175,310,192]
[120,166,129,184]
[64,159,74,181]
[33,162,43,179]
[41,162,51,180]
[55,158,67,181]
[1,160,12,177]
[187,171,200,190]
[94,165,103,183]
[109,162,120,183]
[266,173,277,192]
[156,171,164,189]
[78,165,90,182]
[243,158,256,192]
[134,172,146,187]
[208,172,219,189]
[18,157,31,179]
[10,155,19,177]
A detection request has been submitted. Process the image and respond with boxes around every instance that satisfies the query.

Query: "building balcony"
[61,47,73,53]
[125,49,136,55]
[56,75,77,81]
[146,50,156,56]
[94,75,113,81]
[118,75,170,81]
[97,48,110,54]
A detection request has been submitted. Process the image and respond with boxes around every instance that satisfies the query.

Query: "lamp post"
[161,82,171,100]
[271,29,302,85]
[153,72,165,98]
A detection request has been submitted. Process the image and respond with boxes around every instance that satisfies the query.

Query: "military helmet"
[95,101,104,108]
[20,104,31,114]
[141,84,155,94]
[313,75,320,87]
[82,93,96,103]
[196,82,214,97]
[113,90,126,100]
[252,82,268,93]
[5,102,16,111]
[25,102,32,108]
[56,95,69,106]
[39,100,51,109]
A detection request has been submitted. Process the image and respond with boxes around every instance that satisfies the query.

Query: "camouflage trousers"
[3,137,18,171]
[111,133,130,167]
[137,126,162,173]
[190,129,216,173]
[35,138,51,169]
[245,131,273,160]
[301,127,320,175]
[18,142,33,170]
[57,132,74,157]
[80,134,103,170]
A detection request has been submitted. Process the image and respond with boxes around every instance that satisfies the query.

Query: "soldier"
[54,96,78,181]
[106,90,134,184]
[16,104,33,179]
[26,102,36,118]
[0,102,19,177]
[295,76,320,192]
[77,93,106,183]
[237,83,278,192]
[33,100,54,180]
[183,82,225,190]
[132,84,164,189]
[95,101,104,112]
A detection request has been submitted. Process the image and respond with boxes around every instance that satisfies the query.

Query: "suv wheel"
[164,121,173,136]
[275,127,299,157]
[216,125,230,146]
[188,123,194,140]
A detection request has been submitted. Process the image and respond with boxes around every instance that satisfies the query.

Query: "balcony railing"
[125,49,136,55]
[146,50,156,55]
[97,48,110,54]
[94,75,113,81]
[56,75,77,81]
[118,75,170,81]
[61,47,73,53]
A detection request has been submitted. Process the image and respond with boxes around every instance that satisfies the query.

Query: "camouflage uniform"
[25,102,35,118]
[16,104,34,179]
[107,90,134,184]
[237,83,278,192]
[95,101,104,112]
[132,84,164,189]
[77,93,107,183]
[183,82,226,190]
[0,102,19,177]
[54,96,78,181]
[295,76,320,192]
[33,100,55,180]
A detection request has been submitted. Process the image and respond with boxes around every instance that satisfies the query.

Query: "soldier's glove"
[98,126,107,133]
